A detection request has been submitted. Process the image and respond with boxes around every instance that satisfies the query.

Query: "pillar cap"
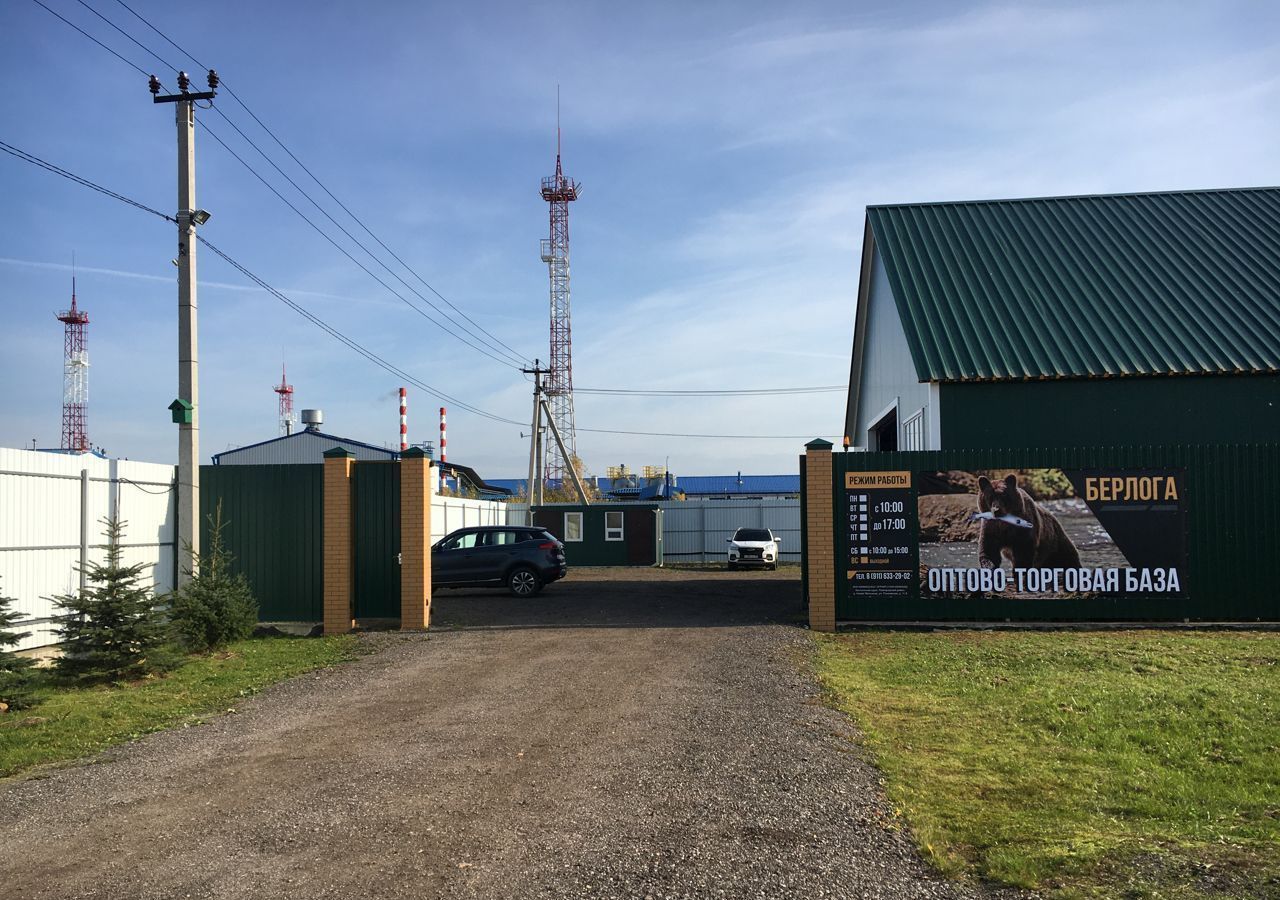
[804,438,834,450]
[401,446,428,459]
[322,447,355,459]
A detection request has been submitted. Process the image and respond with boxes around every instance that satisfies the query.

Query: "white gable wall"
[849,245,935,450]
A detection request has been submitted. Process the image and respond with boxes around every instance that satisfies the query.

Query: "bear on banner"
[976,473,1081,570]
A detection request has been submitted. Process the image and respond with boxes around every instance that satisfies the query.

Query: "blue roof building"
[487,473,800,500]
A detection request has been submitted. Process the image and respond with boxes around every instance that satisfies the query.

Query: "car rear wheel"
[507,566,542,597]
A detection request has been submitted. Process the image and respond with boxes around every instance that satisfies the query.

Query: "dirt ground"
[0,567,1013,900]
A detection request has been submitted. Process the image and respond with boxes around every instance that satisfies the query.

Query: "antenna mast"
[55,263,90,452]
[274,363,295,435]
[538,88,580,482]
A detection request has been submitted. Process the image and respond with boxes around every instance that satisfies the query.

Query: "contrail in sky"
[0,256,363,303]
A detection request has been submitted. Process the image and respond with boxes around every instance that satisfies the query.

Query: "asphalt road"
[0,567,1015,899]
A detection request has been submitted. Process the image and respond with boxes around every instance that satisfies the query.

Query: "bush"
[168,505,258,652]
[53,518,168,682]
[0,578,35,710]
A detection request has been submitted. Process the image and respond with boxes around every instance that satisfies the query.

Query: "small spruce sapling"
[53,517,167,682]
[169,503,259,652]
[0,578,35,710]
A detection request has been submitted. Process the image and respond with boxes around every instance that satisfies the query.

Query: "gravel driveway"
[0,567,1018,899]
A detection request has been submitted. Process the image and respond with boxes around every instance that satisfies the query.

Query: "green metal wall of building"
[940,374,1280,449]
[200,464,323,621]
[533,505,662,566]
[829,444,1279,622]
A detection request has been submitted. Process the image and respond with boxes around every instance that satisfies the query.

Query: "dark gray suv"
[432,526,567,596]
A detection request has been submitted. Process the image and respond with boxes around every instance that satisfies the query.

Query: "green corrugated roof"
[866,187,1280,381]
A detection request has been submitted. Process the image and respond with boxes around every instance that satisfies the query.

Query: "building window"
[563,512,583,542]
[902,409,926,451]
[604,511,624,541]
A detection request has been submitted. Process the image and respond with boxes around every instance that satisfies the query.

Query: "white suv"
[726,528,781,571]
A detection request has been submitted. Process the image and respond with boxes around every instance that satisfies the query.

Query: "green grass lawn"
[815,631,1280,899]
[0,635,358,780]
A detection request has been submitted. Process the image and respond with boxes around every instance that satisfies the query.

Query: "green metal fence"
[200,464,323,621]
[829,445,1280,622]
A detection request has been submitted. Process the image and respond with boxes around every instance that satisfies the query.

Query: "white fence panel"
[431,496,511,543]
[658,498,801,564]
[0,448,177,650]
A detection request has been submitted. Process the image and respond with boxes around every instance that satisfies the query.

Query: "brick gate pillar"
[804,439,836,632]
[400,448,433,630]
[322,448,356,635]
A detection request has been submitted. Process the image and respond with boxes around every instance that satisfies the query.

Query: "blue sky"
[2,0,1278,477]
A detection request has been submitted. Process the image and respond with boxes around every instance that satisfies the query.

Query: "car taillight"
[538,542,559,550]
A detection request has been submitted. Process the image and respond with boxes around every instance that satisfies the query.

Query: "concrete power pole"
[522,359,587,509]
[523,361,549,519]
[151,70,217,586]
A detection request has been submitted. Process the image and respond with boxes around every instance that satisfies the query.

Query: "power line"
[0,140,174,221]
[576,385,845,397]
[58,0,528,370]
[205,106,528,367]
[3,144,840,444]
[195,236,528,425]
[575,427,834,440]
[196,117,526,370]
[71,0,178,74]
[107,0,532,365]
[30,0,149,77]
[111,0,203,67]
[0,136,523,425]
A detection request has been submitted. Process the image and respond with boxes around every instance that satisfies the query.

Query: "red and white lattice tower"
[55,278,90,452]
[439,406,447,491]
[539,112,579,482]
[398,388,408,451]
[273,364,295,435]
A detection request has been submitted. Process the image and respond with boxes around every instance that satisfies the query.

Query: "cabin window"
[563,512,583,542]
[604,511,624,541]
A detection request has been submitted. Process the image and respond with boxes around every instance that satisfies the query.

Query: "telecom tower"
[273,364,295,435]
[55,278,90,452]
[539,113,580,482]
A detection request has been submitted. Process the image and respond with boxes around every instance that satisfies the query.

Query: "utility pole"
[523,358,588,508]
[522,360,550,521]
[540,395,588,505]
[151,70,217,586]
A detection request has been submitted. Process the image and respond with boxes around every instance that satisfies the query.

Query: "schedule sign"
[845,471,914,598]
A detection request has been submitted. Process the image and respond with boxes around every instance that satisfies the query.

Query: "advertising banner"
[917,468,1186,598]
[844,471,914,599]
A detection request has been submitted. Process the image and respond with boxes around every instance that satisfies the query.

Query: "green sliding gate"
[202,461,403,623]
[353,460,401,619]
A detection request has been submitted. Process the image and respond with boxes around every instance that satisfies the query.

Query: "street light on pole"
[151,69,217,587]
